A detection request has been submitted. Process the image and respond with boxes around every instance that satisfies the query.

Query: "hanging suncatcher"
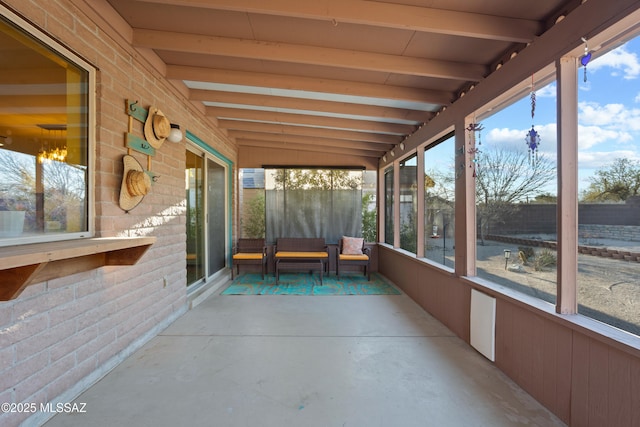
[581,37,592,83]
[525,74,541,165]
[466,121,483,177]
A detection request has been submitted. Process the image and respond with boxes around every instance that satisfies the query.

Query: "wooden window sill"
[0,237,156,301]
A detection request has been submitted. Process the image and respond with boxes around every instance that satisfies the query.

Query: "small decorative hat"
[119,155,151,212]
[144,106,170,149]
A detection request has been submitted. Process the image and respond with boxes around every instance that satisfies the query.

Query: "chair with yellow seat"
[336,236,371,281]
[232,238,267,279]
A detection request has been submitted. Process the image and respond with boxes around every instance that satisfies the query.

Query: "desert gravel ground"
[426,237,640,336]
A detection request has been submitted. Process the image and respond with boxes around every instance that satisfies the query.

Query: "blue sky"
[479,35,640,194]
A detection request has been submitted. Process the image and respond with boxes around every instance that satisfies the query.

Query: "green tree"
[581,158,640,202]
[361,192,377,243]
[265,168,371,241]
[272,169,361,190]
[476,147,556,244]
[242,193,265,238]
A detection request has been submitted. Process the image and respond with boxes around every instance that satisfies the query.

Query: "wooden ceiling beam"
[237,139,385,158]
[228,131,396,149]
[137,0,540,43]
[133,29,486,81]
[200,93,431,124]
[208,108,415,135]
[221,121,401,143]
[168,66,453,106]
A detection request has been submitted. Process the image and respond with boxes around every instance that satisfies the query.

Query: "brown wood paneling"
[588,339,609,427]
[632,358,640,427]
[513,305,529,386]
[497,304,572,424]
[542,319,559,413]
[447,277,470,341]
[571,332,590,426]
[554,322,573,423]
[495,299,514,374]
[529,312,546,399]
[608,348,631,427]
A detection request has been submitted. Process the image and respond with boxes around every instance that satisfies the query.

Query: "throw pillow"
[342,236,364,255]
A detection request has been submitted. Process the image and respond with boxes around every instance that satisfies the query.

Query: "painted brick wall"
[0,1,236,426]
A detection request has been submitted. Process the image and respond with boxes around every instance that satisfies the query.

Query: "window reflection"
[576,36,640,336]
[384,167,394,245]
[475,80,558,305]
[399,154,417,253]
[0,16,89,243]
[424,135,455,267]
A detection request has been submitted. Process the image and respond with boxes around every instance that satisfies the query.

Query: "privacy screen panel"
[265,169,362,244]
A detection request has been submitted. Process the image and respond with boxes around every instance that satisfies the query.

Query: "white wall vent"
[470,289,496,362]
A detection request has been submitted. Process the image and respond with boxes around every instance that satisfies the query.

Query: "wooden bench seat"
[274,238,328,285]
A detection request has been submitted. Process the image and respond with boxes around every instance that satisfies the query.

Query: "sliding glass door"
[207,158,226,274]
[185,144,228,287]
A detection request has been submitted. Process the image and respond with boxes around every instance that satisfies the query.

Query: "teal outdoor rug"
[222,272,401,296]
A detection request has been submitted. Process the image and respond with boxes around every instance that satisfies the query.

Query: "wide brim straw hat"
[119,155,151,212]
[144,106,170,149]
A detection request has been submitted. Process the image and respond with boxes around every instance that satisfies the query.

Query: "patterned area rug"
[222,272,401,296]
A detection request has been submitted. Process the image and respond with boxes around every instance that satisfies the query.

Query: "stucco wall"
[0,1,237,426]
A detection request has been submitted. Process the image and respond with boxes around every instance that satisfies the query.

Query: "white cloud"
[578,101,640,131]
[579,102,624,125]
[577,125,631,149]
[486,127,522,145]
[485,123,557,151]
[486,120,636,153]
[590,44,640,80]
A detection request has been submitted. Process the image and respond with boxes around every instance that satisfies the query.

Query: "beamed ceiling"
[105,0,581,164]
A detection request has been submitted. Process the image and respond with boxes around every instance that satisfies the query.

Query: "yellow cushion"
[233,253,264,260]
[339,254,369,261]
[276,251,328,258]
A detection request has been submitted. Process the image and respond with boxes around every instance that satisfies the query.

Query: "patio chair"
[232,238,267,279]
[336,236,371,281]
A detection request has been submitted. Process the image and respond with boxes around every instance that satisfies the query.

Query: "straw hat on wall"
[144,106,170,149]
[119,155,151,212]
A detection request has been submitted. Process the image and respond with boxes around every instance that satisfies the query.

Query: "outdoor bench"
[274,238,329,285]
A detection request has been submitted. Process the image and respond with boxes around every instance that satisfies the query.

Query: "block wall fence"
[0,1,237,426]
[484,198,640,240]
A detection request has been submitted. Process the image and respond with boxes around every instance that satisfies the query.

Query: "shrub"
[532,248,557,271]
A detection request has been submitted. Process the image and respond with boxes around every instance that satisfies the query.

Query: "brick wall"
[0,1,236,426]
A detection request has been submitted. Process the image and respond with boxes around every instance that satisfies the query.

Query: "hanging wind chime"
[581,37,592,83]
[466,121,483,177]
[525,74,541,165]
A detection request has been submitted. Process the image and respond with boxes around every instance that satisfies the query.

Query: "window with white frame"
[0,10,93,246]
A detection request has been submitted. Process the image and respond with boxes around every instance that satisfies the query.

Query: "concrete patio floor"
[45,279,565,427]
